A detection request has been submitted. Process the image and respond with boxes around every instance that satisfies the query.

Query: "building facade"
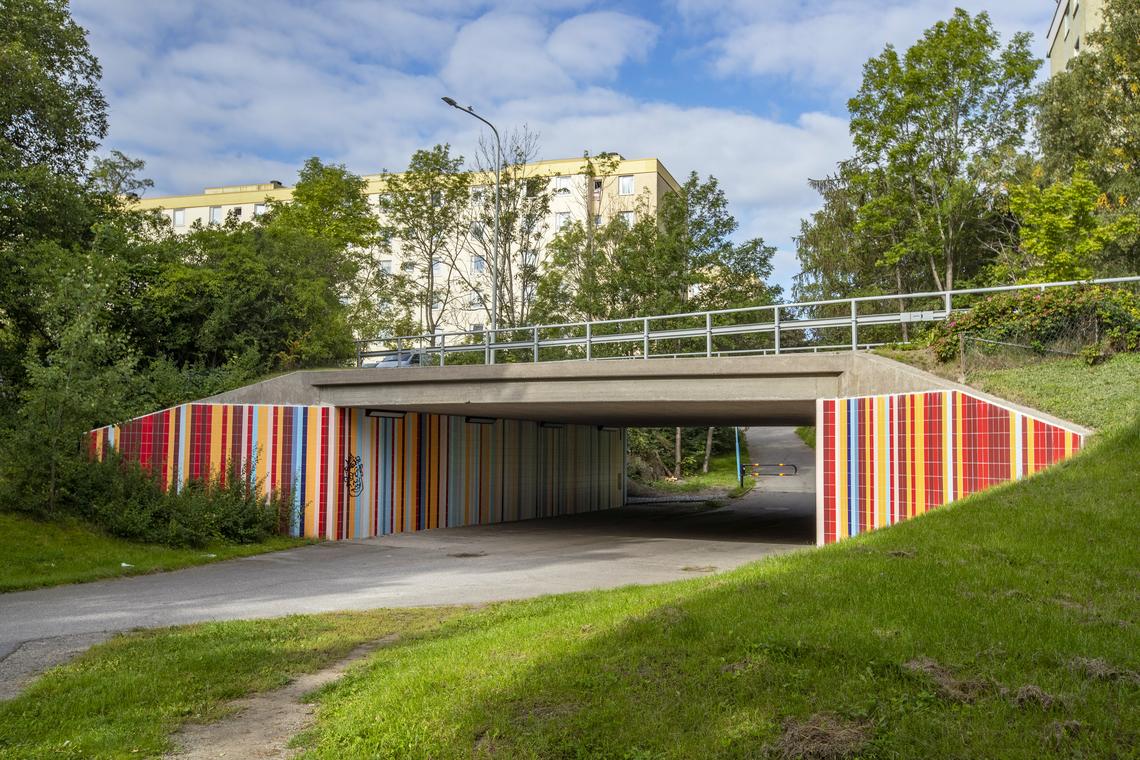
[133,156,681,334]
[1046,0,1104,76]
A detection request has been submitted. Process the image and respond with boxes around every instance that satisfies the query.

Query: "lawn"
[0,512,309,593]
[876,348,1140,431]
[0,608,458,759]
[644,451,747,494]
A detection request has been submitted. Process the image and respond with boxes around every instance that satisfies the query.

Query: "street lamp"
[442,96,501,364]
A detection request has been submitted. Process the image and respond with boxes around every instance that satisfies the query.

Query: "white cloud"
[682,0,1054,93]
[547,12,659,80]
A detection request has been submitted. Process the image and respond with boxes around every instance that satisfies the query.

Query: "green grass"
[794,425,816,449]
[293,418,1140,758]
[645,452,745,494]
[876,348,1140,432]
[0,608,459,759]
[968,353,1140,431]
[0,512,310,593]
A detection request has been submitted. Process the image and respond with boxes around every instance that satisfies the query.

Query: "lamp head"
[441,96,458,107]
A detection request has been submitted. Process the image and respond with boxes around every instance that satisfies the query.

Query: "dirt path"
[165,634,397,759]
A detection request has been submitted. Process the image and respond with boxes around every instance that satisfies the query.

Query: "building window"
[430,190,441,207]
[555,212,571,230]
[172,208,185,226]
[253,203,266,217]
[209,206,223,224]
[594,214,602,227]
[618,175,635,195]
[522,250,537,267]
[230,206,242,218]
[553,176,572,195]
[401,261,416,272]
[472,186,485,201]
[470,323,484,333]
[472,254,486,273]
[621,210,635,226]
[432,259,443,275]
[468,291,484,308]
[470,222,484,241]
[379,260,393,274]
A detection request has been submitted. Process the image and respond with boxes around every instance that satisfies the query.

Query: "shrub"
[3,452,287,548]
[928,286,1140,362]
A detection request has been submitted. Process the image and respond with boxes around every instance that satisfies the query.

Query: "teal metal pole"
[734,426,742,488]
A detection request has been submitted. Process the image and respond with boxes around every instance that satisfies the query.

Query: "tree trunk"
[674,427,683,480]
[701,427,714,474]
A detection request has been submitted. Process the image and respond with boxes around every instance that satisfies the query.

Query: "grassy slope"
[290,418,1139,758]
[0,512,308,593]
[968,353,1140,431]
[876,349,1140,431]
[0,609,458,759]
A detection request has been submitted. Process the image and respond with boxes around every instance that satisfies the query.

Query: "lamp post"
[441,96,501,364]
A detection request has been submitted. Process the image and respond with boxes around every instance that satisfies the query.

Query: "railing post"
[705,312,712,357]
[533,326,539,363]
[943,291,952,317]
[774,306,781,355]
[488,327,496,366]
[850,300,858,351]
[586,322,592,361]
[643,318,650,359]
[440,333,446,367]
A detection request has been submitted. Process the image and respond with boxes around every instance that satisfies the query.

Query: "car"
[361,351,427,368]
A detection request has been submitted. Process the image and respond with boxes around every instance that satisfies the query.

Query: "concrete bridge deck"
[206,352,1084,431]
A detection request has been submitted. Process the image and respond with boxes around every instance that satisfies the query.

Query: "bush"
[3,452,286,548]
[928,286,1140,362]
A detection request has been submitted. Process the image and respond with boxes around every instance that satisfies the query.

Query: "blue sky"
[73,0,1056,290]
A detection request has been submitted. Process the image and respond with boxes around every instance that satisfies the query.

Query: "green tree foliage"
[1036,0,1140,275]
[798,10,1039,303]
[381,145,472,339]
[846,9,1038,292]
[999,172,1139,283]
[1037,0,1140,201]
[1,256,135,516]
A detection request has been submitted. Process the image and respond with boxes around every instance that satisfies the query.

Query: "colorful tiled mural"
[88,404,624,539]
[817,390,1085,545]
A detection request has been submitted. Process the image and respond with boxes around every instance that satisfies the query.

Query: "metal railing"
[354,275,1140,367]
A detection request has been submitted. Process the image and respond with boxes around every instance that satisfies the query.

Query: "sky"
[73,0,1057,291]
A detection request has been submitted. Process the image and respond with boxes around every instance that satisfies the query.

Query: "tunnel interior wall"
[88,403,624,540]
[816,390,1085,546]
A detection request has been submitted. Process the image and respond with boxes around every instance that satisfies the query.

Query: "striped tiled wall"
[816,390,1085,545]
[88,404,624,539]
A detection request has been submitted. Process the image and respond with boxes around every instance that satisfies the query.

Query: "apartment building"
[134,155,680,333]
[1046,0,1104,76]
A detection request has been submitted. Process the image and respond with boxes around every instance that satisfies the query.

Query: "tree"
[0,0,107,177]
[455,128,552,329]
[846,9,1039,292]
[381,145,472,340]
[267,157,380,252]
[1036,0,1140,275]
[1000,171,1139,283]
[0,254,135,516]
[1037,0,1140,201]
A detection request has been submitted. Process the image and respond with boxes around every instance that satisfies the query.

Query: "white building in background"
[134,156,681,333]
[1046,0,1105,76]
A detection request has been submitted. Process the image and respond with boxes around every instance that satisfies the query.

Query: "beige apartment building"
[134,155,680,333]
[1046,0,1104,76]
